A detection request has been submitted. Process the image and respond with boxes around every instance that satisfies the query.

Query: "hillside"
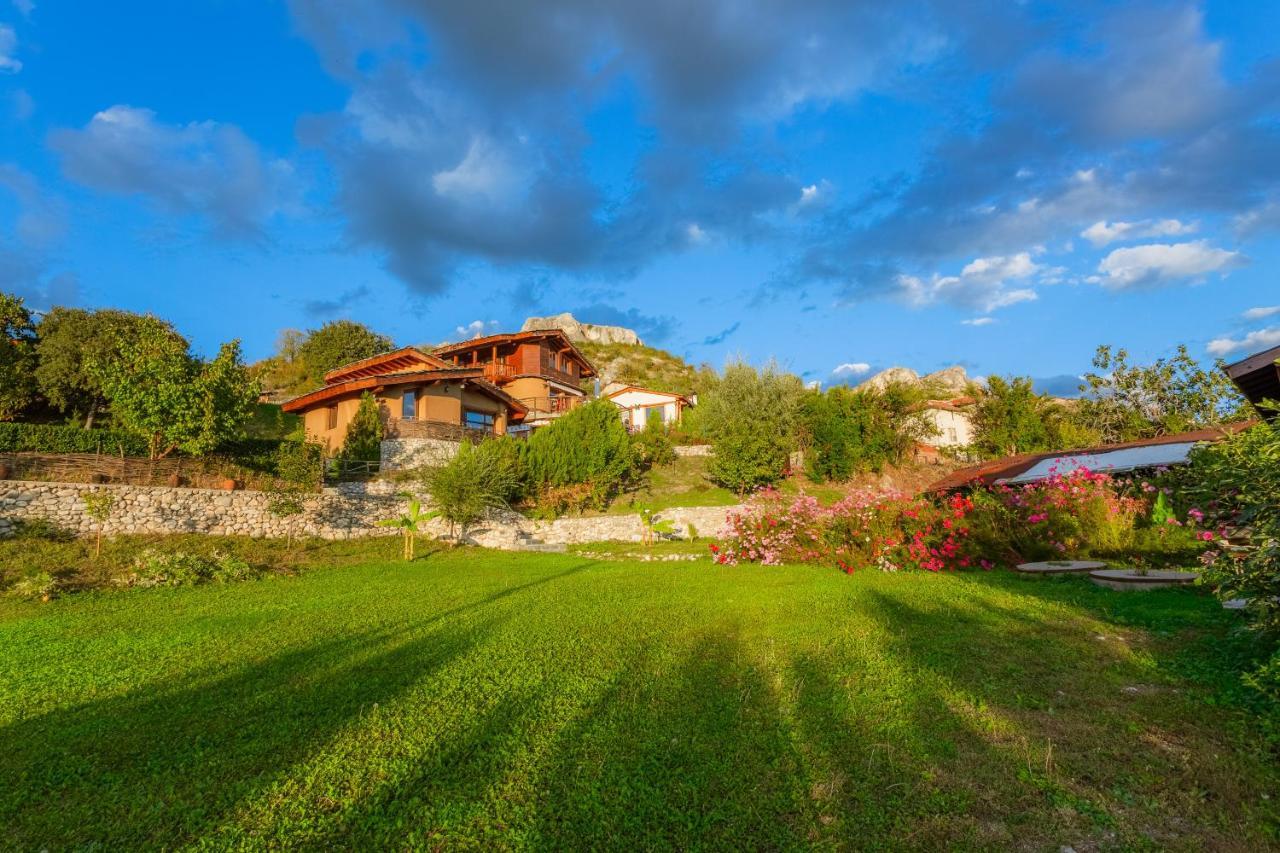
[576,340,704,395]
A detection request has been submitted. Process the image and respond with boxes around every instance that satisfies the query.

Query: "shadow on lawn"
[0,562,595,849]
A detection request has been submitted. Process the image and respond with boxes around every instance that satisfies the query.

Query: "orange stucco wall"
[300,380,509,453]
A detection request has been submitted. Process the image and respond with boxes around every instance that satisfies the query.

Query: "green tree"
[0,292,37,421]
[1073,344,1245,444]
[91,318,259,458]
[969,376,1059,458]
[296,321,394,390]
[34,307,161,428]
[266,440,323,546]
[700,360,804,492]
[377,495,434,560]
[340,392,384,461]
[524,399,637,507]
[422,440,522,541]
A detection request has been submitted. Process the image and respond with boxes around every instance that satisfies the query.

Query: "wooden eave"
[322,347,450,384]
[282,368,528,416]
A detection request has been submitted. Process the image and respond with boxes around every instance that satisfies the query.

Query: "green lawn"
[2,551,1277,849]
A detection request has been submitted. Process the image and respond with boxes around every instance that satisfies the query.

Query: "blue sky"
[3,1,1280,392]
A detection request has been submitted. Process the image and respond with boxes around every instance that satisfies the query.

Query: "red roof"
[433,329,597,377]
[323,347,449,384]
[281,368,527,417]
[927,421,1256,492]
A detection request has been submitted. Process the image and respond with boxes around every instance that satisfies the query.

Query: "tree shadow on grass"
[851,585,1279,849]
[0,562,596,849]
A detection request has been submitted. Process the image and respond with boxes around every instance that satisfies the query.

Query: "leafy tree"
[91,318,259,458]
[525,399,637,508]
[0,292,37,421]
[969,376,1060,458]
[422,440,522,541]
[1073,344,1246,443]
[699,360,804,492]
[340,392,384,461]
[799,383,933,481]
[81,490,116,558]
[296,321,394,390]
[265,440,323,546]
[34,307,161,428]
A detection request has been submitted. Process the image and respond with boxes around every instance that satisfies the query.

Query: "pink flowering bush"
[711,488,984,572]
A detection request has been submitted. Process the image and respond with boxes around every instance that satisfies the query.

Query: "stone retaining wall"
[0,478,741,549]
[674,444,713,457]
[380,437,460,471]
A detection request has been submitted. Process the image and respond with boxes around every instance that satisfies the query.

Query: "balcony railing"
[481,362,515,381]
[517,395,586,416]
[384,418,490,443]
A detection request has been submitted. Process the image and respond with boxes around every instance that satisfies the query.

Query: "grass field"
[2,550,1277,849]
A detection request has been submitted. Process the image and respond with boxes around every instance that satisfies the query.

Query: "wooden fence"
[0,452,303,492]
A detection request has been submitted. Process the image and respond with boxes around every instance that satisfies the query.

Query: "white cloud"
[1095,240,1244,289]
[431,136,518,204]
[1207,327,1280,357]
[454,319,498,339]
[49,105,299,237]
[684,222,709,245]
[1081,218,1196,247]
[12,1,35,18]
[0,24,21,73]
[962,317,995,326]
[899,251,1042,314]
[1243,306,1280,321]
[832,362,871,377]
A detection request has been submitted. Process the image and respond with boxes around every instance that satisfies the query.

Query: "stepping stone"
[1015,560,1106,575]
[1089,569,1199,591]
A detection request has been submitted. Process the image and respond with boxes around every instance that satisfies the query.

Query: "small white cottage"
[603,384,694,431]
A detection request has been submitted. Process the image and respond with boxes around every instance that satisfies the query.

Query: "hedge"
[0,423,149,456]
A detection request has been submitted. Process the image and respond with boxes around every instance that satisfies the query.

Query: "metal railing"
[384,419,491,443]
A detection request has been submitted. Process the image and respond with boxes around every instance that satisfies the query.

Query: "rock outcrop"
[856,364,981,396]
[521,312,642,346]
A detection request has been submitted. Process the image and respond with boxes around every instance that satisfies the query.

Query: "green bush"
[423,441,523,537]
[0,422,149,456]
[631,418,676,467]
[699,360,804,492]
[340,392,383,462]
[525,400,637,510]
[123,549,260,588]
[798,386,927,482]
[471,437,527,504]
[1184,422,1280,685]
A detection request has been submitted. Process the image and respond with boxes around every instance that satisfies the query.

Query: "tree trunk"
[84,406,96,430]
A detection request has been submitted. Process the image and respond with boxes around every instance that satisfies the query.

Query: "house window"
[647,405,666,424]
[401,389,417,420]
[325,405,337,430]
[464,410,495,432]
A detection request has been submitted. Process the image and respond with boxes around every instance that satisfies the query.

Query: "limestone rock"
[855,367,920,392]
[521,312,642,346]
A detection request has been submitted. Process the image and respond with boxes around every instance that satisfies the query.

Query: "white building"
[913,397,976,448]
[603,384,693,431]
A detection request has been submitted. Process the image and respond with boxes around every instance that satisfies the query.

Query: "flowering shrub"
[712,464,1216,574]
[711,488,984,572]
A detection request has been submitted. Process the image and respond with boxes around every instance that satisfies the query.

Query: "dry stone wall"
[380,438,460,471]
[0,478,741,549]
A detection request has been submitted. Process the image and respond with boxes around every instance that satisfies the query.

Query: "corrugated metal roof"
[928,421,1256,492]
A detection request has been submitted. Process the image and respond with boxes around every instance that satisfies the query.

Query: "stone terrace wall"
[0,480,401,540]
[380,438,460,471]
[0,478,742,549]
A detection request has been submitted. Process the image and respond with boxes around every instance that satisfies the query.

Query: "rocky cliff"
[521,312,642,346]
[856,364,980,397]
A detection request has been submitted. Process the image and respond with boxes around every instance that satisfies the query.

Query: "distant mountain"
[856,365,982,397]
[521,312,642,346]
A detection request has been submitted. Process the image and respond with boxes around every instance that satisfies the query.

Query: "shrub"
[700,360,803,492]
[122,549,260,587]
[798,385,929,481]
[471,437,527,504]
[0,422,148,456]
[341,392,383,462]
[8,570,59,600]
[531,483,596,518]
[423,441,522,538]
[1182,422,1280,688]
[711,488,985,573]
[631,418,676,467]
[525,400,637,510]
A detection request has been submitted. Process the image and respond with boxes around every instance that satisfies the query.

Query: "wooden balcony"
[384,418,490,443]
[518,395,586,417]
[481,362,515,382]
